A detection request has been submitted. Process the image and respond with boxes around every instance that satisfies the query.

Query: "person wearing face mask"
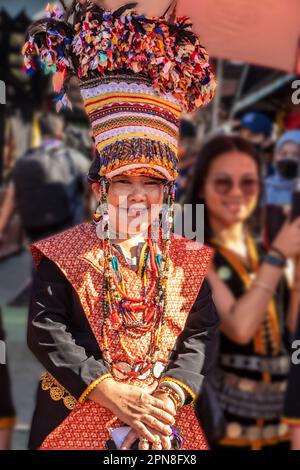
[264,131,300,207]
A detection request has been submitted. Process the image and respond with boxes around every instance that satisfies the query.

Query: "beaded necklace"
[93,176,175,380]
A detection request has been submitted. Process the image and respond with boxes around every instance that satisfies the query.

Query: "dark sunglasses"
[211,176,260,195]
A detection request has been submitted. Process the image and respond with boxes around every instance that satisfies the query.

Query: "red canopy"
[98,0,300,73]
[177,0,300,73]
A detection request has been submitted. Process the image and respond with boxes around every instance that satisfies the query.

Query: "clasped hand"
[90,379,176,450]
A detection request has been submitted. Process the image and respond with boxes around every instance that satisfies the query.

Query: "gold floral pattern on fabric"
[31,223,212,450]
[40,372,77,411]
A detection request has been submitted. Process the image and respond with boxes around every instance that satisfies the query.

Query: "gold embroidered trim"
[159,377,196,403]
[40,372,77,410]
[78,373,113,404]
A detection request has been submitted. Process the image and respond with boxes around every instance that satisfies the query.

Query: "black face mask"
[276,159,298,180]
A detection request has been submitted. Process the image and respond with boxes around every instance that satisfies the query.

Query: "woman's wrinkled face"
[203,151,260,228]
[92,175,165,237]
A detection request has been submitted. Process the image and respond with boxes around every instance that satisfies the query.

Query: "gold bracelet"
[159,377,196,403]
[252,281,275,296]
[156,386,182,411]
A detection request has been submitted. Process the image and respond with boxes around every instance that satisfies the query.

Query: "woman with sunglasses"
[185,135,300,450]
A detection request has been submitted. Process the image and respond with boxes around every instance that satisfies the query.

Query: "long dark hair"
[183,134,262,244]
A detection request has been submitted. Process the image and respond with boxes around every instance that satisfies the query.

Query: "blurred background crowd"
[1,0,300,451]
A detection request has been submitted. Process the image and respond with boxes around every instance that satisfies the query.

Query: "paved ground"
[0,249,41,450]
[0,250,31,306]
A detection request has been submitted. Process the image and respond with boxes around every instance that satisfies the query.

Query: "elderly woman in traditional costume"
[23,0,217,450]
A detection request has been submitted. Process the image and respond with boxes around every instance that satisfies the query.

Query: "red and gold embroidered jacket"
[28,223,217,450]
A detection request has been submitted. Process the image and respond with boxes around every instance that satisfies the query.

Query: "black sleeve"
[160,279,220,402]
[27,256,110,401]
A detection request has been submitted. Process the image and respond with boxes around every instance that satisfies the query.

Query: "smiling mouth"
[119,207,148,218]
[223,201,243,211]
[128,209,148,217]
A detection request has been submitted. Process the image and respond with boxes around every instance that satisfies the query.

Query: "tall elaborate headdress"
[23,1,216,181]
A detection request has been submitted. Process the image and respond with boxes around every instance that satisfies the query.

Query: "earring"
[162,182,175,241]
[92,203,102,225]
[151,217,160,243]
[94,176,110,241]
